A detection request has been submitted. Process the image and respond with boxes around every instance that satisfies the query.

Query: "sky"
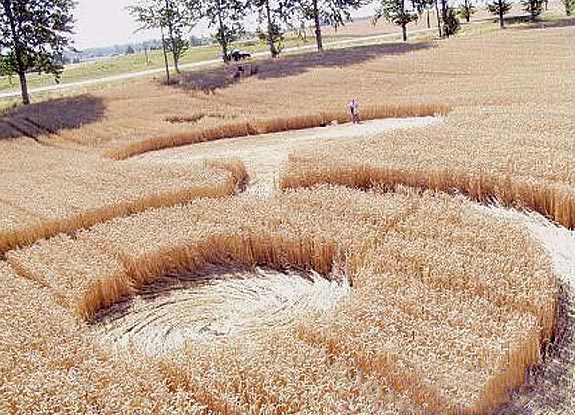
[74,0,156,49]
[73,0,377,50]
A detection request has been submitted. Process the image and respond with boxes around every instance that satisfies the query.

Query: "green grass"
[0,98,20,113]
[0,35,348,94]
[1,10,570,102]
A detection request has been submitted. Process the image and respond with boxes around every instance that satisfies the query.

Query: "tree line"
[1,0,574,105]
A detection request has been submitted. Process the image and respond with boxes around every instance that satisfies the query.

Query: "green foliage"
[562,0,574,15]
[0,56,9,76]
[128,0,196,70]
[487,0,512,17]
[457,0,476,22]
[201,0,249,61]
[521,0,544,19]
[374,0,419,30]
[286,0,366,31]
[0,0,76,83]
[253,0,285,57]
[442,5,461,36]
[279,0,367,51]
[256,22,284,56]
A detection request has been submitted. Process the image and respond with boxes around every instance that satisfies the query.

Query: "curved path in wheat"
[97,117,431,356]
[137,116,439,196]
[129,118,575,414]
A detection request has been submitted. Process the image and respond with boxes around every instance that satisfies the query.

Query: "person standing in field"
[349,99,360,124]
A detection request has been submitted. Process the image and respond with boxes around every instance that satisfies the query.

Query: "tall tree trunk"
[160,25,171,84]
[2,0,30,105]
[426,9,431,28]
[17,68,29,105]
[312,0,323,51]
[164,0,180,73]
[498,0,505,28]
[217,0,229,62]
[465,0,471,22]
[441,0,449,37]
[434,0,442,37]
[265,0,279,57]
[401,0,408,41]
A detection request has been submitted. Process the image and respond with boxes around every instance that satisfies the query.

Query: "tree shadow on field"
[175,41,435,94]
[507,16,575,31]
[0,94,106,141]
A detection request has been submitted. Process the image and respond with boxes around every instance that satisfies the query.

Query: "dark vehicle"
[228,49,252,62]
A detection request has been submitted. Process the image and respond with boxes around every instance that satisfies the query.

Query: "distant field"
[0,3,536,97]
[1,1,553,105]
[0,35,351,94]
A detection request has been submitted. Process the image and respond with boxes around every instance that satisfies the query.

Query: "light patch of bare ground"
[95,265,350,356]
[138,116,439,196]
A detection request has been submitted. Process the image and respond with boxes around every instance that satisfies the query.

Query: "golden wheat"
[0,143,247,254]
[0,262,210,414]
[105,103,448,160]
[280,101,575,228]
[0,11,573,415]
[10,21,572,233]
[4,186,557,413]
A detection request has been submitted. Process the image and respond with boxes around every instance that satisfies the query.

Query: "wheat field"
[0,141,246,254]
[1,7,574,415]
[280,101,575,227]
[0,187,558,413]
[2,17,573,231]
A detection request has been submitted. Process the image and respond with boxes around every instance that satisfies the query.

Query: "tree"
[521,0,544,19]
[129,0,195,77]
[289,0,367,52]
[143,44,150,65]
[487,0,512,28]
[126,45,136,55]
[434,0,442,36]
[441,0,460,36]
[420,0,435,29]
[0,0,76,105]
[374,0,420,42]
[457,0,475,22]
[201,0,248,62]
[564,0,575,15]
[162,0,194,73]
[128,1,172,82]
[253,0,285,58]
